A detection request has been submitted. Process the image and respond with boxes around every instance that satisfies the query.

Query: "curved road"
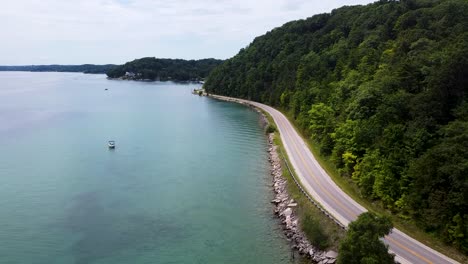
[212,95,459,264]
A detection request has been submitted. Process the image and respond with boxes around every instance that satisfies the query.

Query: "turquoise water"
[0,72,295,264]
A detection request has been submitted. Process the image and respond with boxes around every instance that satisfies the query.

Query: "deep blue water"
[0,72,295,264]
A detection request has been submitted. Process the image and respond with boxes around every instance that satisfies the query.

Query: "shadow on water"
[61,191,184,264]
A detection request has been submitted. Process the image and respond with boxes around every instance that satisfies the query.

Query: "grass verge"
[261,109,345,251]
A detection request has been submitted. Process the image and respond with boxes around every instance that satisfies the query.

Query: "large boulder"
[281,207,293,217]
[325,250,338,259]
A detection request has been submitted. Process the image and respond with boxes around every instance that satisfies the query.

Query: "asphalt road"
[212,95,459,264]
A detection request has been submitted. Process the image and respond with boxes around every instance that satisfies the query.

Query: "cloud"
[0,0,375,64]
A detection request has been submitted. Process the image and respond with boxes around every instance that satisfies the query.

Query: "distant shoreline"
[0,70,102,74]
[0,64,116,74]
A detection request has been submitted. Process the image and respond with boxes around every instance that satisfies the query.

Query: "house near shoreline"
[125,72,136,77]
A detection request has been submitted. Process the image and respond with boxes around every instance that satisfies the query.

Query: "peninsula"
[106,57,223,82]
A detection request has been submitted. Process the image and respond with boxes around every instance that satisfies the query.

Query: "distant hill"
[205,0,468,253]
[106,57,224,81]
[0,64,117,74]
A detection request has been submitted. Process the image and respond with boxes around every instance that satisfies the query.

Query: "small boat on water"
[108,140,115,149]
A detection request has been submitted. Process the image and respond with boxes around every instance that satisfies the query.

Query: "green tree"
[338,212,395,264]
[308,103,335,153]
[406,119,468,251]
[447,213,468,253]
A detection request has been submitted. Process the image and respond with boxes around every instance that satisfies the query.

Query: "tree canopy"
[204,0,468,253]
[338,212,394,264]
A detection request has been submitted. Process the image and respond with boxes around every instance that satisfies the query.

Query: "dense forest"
[205,0,468,253]
[106,57,223,81]
[0,64,117,74]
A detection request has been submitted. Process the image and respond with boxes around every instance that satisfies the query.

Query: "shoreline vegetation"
[204,0,468,260]
[105,57,223,82]
[207,93,345,263]
[0,57,224,83]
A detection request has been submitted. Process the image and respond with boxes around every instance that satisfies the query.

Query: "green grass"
[273,130,345,251]
[279,110,468,263]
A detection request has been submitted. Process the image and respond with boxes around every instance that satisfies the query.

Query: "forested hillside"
[106,57,223,81]
[205,0,468,253]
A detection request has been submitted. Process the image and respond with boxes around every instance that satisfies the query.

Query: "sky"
[1,0,375,65]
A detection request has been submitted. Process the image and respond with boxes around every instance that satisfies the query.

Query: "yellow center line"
[265,106,436,264]
[387,235,433,264]
[274,113,358,218]
[239,102,445,264]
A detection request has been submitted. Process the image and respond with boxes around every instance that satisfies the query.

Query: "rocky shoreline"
[267,133,338,264]
[207,94,339,264]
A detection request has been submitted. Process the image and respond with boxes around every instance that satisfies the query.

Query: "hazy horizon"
[2,0,375,65]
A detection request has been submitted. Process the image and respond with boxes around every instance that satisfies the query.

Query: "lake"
[0,72,297,264]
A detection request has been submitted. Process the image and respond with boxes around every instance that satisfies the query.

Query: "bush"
[265,123,277,134]
[302,213,329,250]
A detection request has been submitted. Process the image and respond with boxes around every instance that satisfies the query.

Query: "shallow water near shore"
[0,72,302,264]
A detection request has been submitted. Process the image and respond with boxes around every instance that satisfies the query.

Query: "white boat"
[108,140,115,149]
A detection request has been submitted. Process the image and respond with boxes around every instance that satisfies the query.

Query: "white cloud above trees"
[0,0,375,64]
